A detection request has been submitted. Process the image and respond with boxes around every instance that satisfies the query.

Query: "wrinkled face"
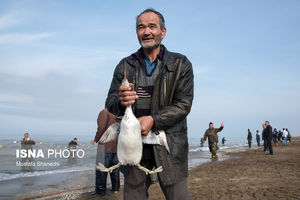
[136,12,166,50]
[209,124,214,129]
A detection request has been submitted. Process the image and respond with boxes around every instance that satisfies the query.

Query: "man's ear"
[161,27,167,39]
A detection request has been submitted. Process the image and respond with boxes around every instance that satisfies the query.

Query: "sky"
[0,0,299,142]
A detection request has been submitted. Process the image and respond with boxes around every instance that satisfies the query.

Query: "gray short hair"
[136,8,165,30]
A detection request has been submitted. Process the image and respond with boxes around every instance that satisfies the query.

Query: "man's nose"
[144,27,151,35]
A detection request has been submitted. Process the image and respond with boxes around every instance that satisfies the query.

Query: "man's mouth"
[142,38,154,42]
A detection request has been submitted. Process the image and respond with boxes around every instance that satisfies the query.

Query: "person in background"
[203,122,224,159]
[256,130,261,147]
[262,124,269,152]
[200,137,204,147]
[20,133,35,171]
[68,138,78,149]
[277,130,283,143]
[282,128,288,146]
[272,128,278,145]
[91,108,120,196]
[263,121,273,155]
[222,137,226,146]
[21,132,35,148]
[247,129,252,148]
[286,128,292,142]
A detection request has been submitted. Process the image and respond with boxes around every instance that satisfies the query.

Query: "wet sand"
[78,137,300,200]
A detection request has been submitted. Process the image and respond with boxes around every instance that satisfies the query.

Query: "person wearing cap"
[203,122,224,159]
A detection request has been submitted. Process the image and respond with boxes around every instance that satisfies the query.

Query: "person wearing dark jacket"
[68,138,78,149]
[91,109,120,196]
[105,8,193,200]
[263,121,273,155]
[247,129,252,148]
[203,122,224,158]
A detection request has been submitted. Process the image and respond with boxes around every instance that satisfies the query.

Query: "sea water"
[0,135,251,183]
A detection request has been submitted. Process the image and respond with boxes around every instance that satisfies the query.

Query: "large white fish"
[96,74,169,174]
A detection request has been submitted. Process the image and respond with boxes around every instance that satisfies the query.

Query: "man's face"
[136,12,166,50]
[209,124,214,129]
[265,122,269,126]
[24,133,29,139]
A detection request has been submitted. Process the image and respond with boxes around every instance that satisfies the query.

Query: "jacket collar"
[129,45,175,72]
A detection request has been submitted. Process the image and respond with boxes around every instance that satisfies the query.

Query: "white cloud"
[0,93,36,104]
[0,46,130,79]
[0,32,53,44]
[0,13,21,30]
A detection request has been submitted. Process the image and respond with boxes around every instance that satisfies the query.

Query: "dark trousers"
[256,138,260,147]
[248,141,251,148]
[95,153,120,194]
[123,160,190,200]
[263,139,269,152]
[266,138,273,154]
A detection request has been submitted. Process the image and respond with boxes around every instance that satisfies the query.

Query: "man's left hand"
[138,116,154,136]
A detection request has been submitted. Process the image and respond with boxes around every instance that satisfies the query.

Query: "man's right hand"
[119,83,139,106]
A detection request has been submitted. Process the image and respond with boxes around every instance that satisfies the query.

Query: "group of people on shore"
[200,120,293,160]
[247,124,292,149]
[246,122,292,156]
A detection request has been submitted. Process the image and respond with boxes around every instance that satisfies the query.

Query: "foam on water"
[0,137,251,182]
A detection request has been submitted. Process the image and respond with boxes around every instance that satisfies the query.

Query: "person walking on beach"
[91,109,120,196]
[256,130,261,147]
[203,122,224,159]
[282,128,288,146]
[263,121,273,155]
[105,8,193,200]
[247,129,252,148]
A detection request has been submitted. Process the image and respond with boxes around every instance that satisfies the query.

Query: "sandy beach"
[78,137,300,200]
[3,137,299,200]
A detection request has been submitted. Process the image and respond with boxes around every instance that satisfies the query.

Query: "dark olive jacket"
[203,127,224,144]
[105,46,194,186]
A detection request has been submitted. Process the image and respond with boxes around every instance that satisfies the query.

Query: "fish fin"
[98,122,120,143]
